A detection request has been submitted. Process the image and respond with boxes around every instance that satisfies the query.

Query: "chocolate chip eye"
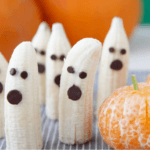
[60,55,66,61]
[109,47,115,53]
[79,72,87,79]
[120,49,126,55]
[20,71,28,79]
[10,68,16,76]
[67,66,75,73]
[51,55,57,60]
[40,50,45,55]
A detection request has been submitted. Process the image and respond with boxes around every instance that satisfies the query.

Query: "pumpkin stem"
[131,75,138,90]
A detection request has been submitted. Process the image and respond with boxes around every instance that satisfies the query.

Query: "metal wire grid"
[0,71,149,149]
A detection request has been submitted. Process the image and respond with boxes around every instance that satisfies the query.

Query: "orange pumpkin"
[35,0,141,46]
[98,81,150,149]
[0,0,141,61]
[0,0,42,61]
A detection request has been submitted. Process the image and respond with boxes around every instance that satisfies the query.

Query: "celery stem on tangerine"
[131,75,138,90]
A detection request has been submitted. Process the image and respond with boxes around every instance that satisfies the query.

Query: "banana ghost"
[97,17,129,115]
[5,42,42,149]
[59,38,102,144]
[32,21,51,105]
[0,52,8,138]
[46,23,71,120]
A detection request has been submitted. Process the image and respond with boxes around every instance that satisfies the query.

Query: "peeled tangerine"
[0,53,8,138]
[32,21,51,105]
[5,42,42,149]
[97,17,129,115]
[59,38,102,144]
[98,82,150,149]
[46,23,71,120]
[146,75,150,84]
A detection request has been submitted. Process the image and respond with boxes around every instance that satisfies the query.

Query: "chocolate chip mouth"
[0,82,3,93]
[7,90,22,105]
[38,63,45,73]
[67,85,82,101]
[54,74,61,87]
[110,59,123,71]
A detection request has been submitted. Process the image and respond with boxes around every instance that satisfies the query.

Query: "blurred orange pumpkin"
[35,0,141,46]
[0,0,42,61]
[0,0,141,61]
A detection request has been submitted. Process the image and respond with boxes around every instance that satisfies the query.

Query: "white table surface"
[129,25,150,71]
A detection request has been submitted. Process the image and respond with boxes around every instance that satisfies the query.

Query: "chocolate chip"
[0,82,3,93]
[38,63,45,73]
[67,85,82,101]
[51,55,57,60]
[109,47,115,53]
[54,74,61,87]
[110,59,123,70]
[10,68,16,75]
[79,72,87,79]
[40,50,45,55]
[20,71,28,79]
[60,55,66,61]
[7,90,22,105]
[67,66,75,73]
[120,49,126,55]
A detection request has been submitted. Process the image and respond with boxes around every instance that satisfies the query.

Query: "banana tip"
[111,16,123,29]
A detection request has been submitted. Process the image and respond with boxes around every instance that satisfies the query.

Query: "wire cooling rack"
[0,70,149,150]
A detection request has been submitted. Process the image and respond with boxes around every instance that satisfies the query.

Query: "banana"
[32,21,51,105]
[96,17,129,115]
[4,42,42,149]
[46,23,71,120]
[0,52,8,138]
[59,38,102,144]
